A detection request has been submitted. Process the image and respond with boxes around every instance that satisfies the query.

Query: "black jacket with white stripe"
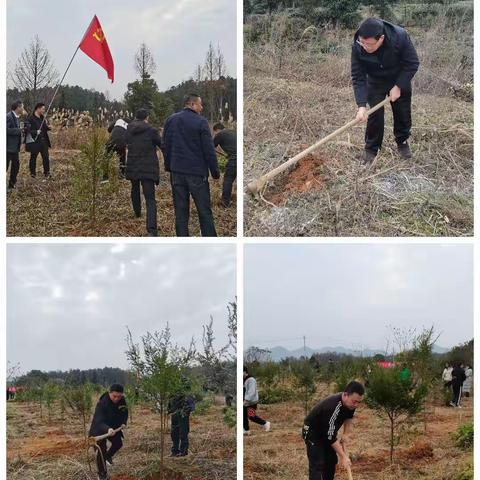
[304,393,355,446]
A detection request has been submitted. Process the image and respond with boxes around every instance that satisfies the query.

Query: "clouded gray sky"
[8,244,236,373]
[7,0,236,99]
[245,244,473,352]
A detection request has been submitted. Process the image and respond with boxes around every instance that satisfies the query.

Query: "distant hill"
[261,344,450,361]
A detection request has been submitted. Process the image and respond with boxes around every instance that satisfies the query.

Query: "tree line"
[7,37,236,126]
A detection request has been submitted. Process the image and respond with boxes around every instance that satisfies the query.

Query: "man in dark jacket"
[6,100,24,191]
[162,93,220,237]
[351,18,419,164]
[26,102,52,178]
[107,119,129,177]
[89,384,128,480]
[213,123,237,207]
[168,379,195,457]
[125,109,162,236]
[450,363,466,408]
[303,381,364,480]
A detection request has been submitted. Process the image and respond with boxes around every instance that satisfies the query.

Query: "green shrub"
[261,385,295,404]
[455,462,473,480]
[454,423,473,450]
[223,405,236,428]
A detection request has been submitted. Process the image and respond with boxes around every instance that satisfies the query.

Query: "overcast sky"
[7,244,236,373]
[7,0,236,99]
[245,244,473,352]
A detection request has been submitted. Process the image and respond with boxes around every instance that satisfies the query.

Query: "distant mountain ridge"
[256,344,450,361]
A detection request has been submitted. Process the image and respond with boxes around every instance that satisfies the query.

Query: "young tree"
[11,35,59,110]
[291,360,317,415]
[63,383,94,450]
[72,127,119,226]
[126,325,195,478]
[366,366,428,463]
[42,381,60,422]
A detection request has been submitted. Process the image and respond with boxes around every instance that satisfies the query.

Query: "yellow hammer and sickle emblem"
[93,28,105,42]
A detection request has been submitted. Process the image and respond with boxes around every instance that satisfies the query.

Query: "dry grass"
[244,19,473,237]
[7,146,236,237]
[7,400,236,480]
[244,394,473,480]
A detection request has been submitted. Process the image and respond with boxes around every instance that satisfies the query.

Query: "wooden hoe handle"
[247,96,391,196]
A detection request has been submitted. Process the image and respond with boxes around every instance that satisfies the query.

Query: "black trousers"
[306,442,337,480]
[171,413,190,455]
[7,152,20,188]
[96,433,123,476]
[130,179,157,235]
[452,384,463,406]
[243,404,266,431]
[222,157,237,205]
[29,145,50,176]
[170,172,217,237]
[365,80,412,153]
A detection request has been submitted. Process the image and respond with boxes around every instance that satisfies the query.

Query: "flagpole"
[33,44,81,141]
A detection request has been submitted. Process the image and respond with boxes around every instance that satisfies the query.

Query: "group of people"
[6,93,237,237]
[6,100,52,190]
[89,383,195,480]
[442,362,473,408]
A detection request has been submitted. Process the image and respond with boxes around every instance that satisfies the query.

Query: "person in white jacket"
[463,365,473,397]
[442,363,453,388]
[243,366,270,435]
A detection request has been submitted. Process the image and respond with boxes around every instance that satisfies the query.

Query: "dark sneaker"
[105,457,113,467]
[397,141,412,159]
[30,174,36,179]
[359,149,377,165]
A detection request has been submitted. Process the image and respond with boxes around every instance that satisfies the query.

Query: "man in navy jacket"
[351,18,419,164]
[6,100,24,191]
[162,94,220,237]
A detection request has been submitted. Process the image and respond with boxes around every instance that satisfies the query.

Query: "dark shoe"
[134,211,141,218]
[171,452,180,457]
[220,199,231,208]
[30,173,36,179]
[105,457,113,467]
[177,452,188,457]
[397,141,412,159]
[147,231,158,237]
[359,149,377,165]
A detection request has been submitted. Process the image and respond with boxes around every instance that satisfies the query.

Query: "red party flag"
[79,15,114,82]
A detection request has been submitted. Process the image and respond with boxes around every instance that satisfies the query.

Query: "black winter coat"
[162,108,219,178]
[107,123,128,150]
[25,114,51,153]
[89,392,129,437]
[125,120,162,183]
[351,20,420,106]
[6,111,22,153]
[452,366,467,389]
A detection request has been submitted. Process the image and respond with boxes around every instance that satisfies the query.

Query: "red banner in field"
[79,15,114,82]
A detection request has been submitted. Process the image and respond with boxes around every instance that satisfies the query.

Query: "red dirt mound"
[8,429,84,460]
[267,154,327,205]
[400,440,434,461]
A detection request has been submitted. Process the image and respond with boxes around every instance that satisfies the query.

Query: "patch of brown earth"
[267,154,327,205]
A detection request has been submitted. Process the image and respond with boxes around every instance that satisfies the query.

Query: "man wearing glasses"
[351,18,419,164]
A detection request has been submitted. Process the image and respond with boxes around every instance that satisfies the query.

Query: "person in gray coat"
[6,100,24,191]
[243,366,270,434]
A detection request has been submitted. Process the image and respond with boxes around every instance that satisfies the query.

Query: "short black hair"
[110,384,124,393]
[344,381,365,396]
[135,108,149,120]
[11,100,23,111]
[243,366,249,374]
[183,93,201,107]
[34,102,46,111]
[358,18,384,40]
[213,123,225,131]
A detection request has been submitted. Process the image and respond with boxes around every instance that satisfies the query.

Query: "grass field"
[244,392,473,480]
[7,148,236,237]
[243,20,473,237]
[7,398,236,480]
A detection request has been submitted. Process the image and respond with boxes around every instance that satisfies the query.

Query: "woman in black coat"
[26,102,52,178]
